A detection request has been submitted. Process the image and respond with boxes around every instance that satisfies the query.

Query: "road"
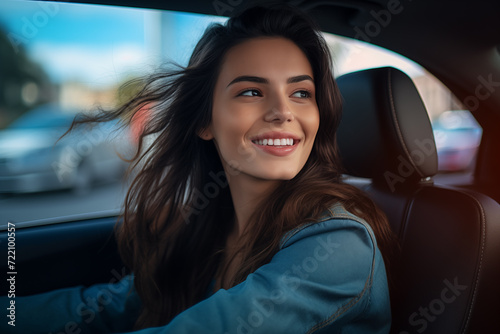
[0,181,129,224]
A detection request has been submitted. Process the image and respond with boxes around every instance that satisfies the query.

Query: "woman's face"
[203,37,320,182]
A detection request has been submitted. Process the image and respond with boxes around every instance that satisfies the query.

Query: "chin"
[257,170,299,181]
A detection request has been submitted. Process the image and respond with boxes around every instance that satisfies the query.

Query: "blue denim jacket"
[0,204,391,333]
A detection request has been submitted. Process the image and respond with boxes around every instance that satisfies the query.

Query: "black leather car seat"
[336,67,500,333]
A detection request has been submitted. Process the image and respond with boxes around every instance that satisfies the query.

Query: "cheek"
[211,105,256,156]
[304,109,320,139]
[213,109,250,141]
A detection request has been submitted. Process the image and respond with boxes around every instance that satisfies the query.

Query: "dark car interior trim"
[0,209,121,231]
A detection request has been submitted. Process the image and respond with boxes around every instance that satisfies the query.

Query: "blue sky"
[0,0,225,87]
[0,1,145,48]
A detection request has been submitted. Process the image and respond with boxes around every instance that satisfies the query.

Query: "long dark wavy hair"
[68,4,397,330]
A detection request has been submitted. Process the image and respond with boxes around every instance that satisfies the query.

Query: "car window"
[0,1,226,225]
[0,0,480,226]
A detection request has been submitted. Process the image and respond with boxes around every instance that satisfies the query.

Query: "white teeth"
[252,138,296,146]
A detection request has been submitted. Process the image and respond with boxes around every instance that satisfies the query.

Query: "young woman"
[2,4,396,333]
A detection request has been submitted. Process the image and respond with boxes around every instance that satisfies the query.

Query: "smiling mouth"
[250,137,300,157]
[251,138,298,146]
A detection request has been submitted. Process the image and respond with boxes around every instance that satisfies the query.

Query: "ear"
[198,126,214,141]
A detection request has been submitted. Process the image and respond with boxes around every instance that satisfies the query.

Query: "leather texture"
[336,67,500,334]
[337,67,438,189]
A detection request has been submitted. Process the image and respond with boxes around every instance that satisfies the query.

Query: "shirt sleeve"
[0,274,141,334]
[116,218,391,334]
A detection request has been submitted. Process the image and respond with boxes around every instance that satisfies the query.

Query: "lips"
[250,131,300,156]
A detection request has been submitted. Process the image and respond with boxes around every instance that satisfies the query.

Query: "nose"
[264,94,294,123]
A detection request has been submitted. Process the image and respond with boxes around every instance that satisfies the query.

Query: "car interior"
[1,0,499,333]
[337,66,500,333]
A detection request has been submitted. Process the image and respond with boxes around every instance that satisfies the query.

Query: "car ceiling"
[36,0,500,124]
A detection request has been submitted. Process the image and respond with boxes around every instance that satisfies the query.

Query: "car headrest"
[336,67,438,190]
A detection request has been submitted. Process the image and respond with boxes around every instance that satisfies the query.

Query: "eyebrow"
[226,74,314,88]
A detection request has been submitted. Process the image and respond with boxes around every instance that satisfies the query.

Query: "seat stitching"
[386,69,424,178]
[407,186,485,332]
[458,192,486,333]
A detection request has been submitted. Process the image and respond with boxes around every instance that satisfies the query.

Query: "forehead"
[217,37,314,83]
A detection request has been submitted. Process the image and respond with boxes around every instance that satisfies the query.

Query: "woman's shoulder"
[279,202,377,251]
[270,202,390,330]
[277,202,383,288]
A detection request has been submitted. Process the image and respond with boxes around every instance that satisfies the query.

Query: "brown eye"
[239,89,261,97]
[291,90,312,98]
